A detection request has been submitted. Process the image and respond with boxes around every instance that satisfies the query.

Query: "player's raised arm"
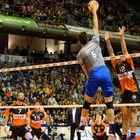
[104,32,115,57]
[88,0,99,35]
[118,26,129,55]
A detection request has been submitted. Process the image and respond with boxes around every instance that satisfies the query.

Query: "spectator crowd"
[0,58,122,128]
[0,0,140,35]
[0,0,139,139]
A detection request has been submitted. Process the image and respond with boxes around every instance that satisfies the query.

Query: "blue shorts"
[85,65,114,97]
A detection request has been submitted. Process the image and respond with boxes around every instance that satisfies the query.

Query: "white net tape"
[0,53,140,73]
[0,103,140,109]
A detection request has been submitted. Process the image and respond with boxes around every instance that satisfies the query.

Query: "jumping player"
[77,0,115,136]
[104,26,140,140]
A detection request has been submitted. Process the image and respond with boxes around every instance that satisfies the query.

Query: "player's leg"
[32,127,51,140]
[79,68,101,129]
[129,106,137,139]
[7,126,18,140]
[121,106,129,140]
[80,74,99,128]
[19,125,33,140]
[101,66,115,135]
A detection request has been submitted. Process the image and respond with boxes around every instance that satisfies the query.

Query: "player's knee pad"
[105,102,113,109]
[41,133,51,140]
[25,132,33,140]
[83,100,92,109]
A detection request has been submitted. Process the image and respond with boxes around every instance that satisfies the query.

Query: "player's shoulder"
[40,109,46,114]
[92,122,97,127]
[101,121,107,126]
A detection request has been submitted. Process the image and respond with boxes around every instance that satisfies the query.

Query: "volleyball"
[88,0,99,12]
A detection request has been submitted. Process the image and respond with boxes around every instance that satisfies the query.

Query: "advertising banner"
[1,126,140,139]
[38,22,67,30]
[0,54,27,63]
[65,25,140,41]
[0,15,38,27]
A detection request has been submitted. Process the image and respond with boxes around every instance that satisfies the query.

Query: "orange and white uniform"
[5,104,28,126]
[27,109,49,129]
[112,58,139,93]
[91,121,107,135]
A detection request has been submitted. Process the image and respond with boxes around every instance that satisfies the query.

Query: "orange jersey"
[91,121,107,134]
[5,104,28,126]
[27,109,47,129]
[112,58,139,93]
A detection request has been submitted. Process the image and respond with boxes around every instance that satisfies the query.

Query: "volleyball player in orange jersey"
[105,26,140,140]
[91,114,108,140]
[4,92,33,140]
[27,101,51,140]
